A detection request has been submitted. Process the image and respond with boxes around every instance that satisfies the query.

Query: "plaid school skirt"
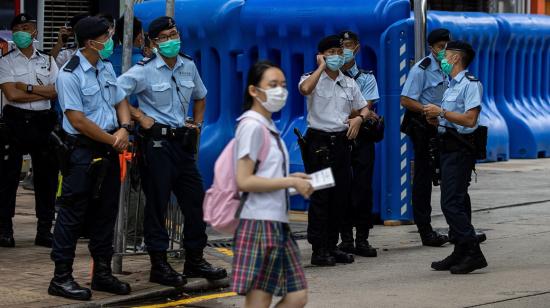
[231,219,307,296]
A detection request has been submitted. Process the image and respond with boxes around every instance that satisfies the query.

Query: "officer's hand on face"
[57,26,71,44]
[345,116,363,140]
[316,54,327,69]
[290,176,314,199]
[112,128,129,152]
[423,104,441,118]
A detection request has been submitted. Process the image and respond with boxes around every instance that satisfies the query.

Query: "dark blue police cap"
[74,16,110,41]
[339,30,359,42]
[427,28,451,45]
[11,13,36,30]
[148,16,177,39]
[318,35,342,53]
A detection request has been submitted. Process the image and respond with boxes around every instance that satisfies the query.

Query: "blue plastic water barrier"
[427,12,510,161]
[494,14,550,158]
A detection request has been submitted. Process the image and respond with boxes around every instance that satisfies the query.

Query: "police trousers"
[440,148,476,245]
[51,142,120,262]
[341,139,375,242]
[138,136,207,253]
[303,129,351,251]
[0,105,58,223]
[410,126,437,234]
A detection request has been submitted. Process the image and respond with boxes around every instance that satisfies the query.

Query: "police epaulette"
[361,69,374,75]
[0,49,14,58]
[137,53,156,66]
[63,55,80,72]
[303,71,314,76]
[179,52,193,60]
[465,73,479,81]
[418,56,431,70]
[102,59,111,62]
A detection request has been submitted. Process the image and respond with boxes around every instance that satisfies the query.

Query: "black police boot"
[476,231,487,244]
[354,229,377,257]
[91,256,131,295]
[337,229,355,254]
[183,250,228,280]
[431,244,465,271]
[48,261,92,301]
[450,243,488,274]
[311,247,336,266]
[420,230,449,247]
[149,251,187,287]
[35,219,53,248]
[330,247,355,264]
[0,218,15,247]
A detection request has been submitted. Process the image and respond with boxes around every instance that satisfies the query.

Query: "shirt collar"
[155,53,184,70]
[76,50,105,73]
[14,46,39,59]
[237,110,279,134]
[428,53,441,72]
[345,63,359,78]
[320,70,345,82]
[451,69,468,85]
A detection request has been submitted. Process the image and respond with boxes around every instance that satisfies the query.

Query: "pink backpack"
[203,118,271,234]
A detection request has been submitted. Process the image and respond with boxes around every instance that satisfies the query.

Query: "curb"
[60,278,230,308]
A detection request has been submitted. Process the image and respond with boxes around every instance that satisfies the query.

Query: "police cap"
[69,13,88,29]
[148,16,177,39]
[10,13,36,30]
[74,16,110,41]
[446,40,475,66]
[318,35,342,53]
[339,30,359,42]
[427,28,451,45]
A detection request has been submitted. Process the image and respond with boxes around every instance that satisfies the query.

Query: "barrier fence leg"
[113,176,129,274]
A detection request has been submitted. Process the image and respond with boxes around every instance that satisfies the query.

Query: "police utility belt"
[139,123,198,153]
[439,126,488,160]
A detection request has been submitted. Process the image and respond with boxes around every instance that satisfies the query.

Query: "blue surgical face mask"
[326,55,344,71]
[343,48,355,63]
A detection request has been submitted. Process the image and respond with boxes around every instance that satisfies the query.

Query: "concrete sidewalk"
[0,190,230,308]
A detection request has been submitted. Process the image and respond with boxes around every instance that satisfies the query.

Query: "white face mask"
[255,86,288,113]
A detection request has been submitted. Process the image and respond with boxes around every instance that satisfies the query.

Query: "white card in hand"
[288,168,335,196]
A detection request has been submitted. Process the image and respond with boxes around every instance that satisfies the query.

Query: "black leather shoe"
[184,250,227,280]
[476,231,487,244]
[149,251,187,287]
[450,244,487,274]
[421,231,449,247]
[330,248,355,264]
[431,245,464,271]
[337,241,355,254]
[355,240,377,257]
[48,262,92,301]
[35,220,53,247]
[91,257,131,295]
[0,219,15,247]
[311,249,336,266]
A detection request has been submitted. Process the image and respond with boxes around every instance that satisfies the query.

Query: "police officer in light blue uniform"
[117,16,227,287]
[400,29,451,247]
[49,16,131,301]
[423,40,487,275]
[337,30,379,258]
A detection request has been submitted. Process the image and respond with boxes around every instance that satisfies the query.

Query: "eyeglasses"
[155,31,180,42]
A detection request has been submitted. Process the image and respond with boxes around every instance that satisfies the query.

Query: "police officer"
[337,30,379,258]
[117,16,227,287]
[299,35,371,266]
[48,16,131,300]
[400,28,451,247]
[424,40,487,274]
[0,13,59,248]
[51,13,88,68]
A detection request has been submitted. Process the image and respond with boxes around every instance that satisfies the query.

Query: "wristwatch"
[26,84,33,94]
[439,108,447,119]
[120,123,132,133]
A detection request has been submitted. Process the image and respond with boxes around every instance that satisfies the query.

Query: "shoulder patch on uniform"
[179,52,193,61]
[137,53,156,66]
[465,73,479,81]
[303,71,314,76]
[360,69,374,75]
[102,59,111,63]
[36,49,50,56]
[0,49,14,58]
[63,55,80,72]
[418,57,431,70]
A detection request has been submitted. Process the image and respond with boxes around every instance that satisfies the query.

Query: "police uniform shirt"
[344,63,379,102]
[56,50,125,134]
[439,70,482,134]
[55,45,77,68]
[299,71,367,132]
[117,54,207,128]
[401,53,448,106]
[0,47,58,110]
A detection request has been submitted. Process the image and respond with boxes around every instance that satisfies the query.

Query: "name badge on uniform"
[161,127,167,135]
